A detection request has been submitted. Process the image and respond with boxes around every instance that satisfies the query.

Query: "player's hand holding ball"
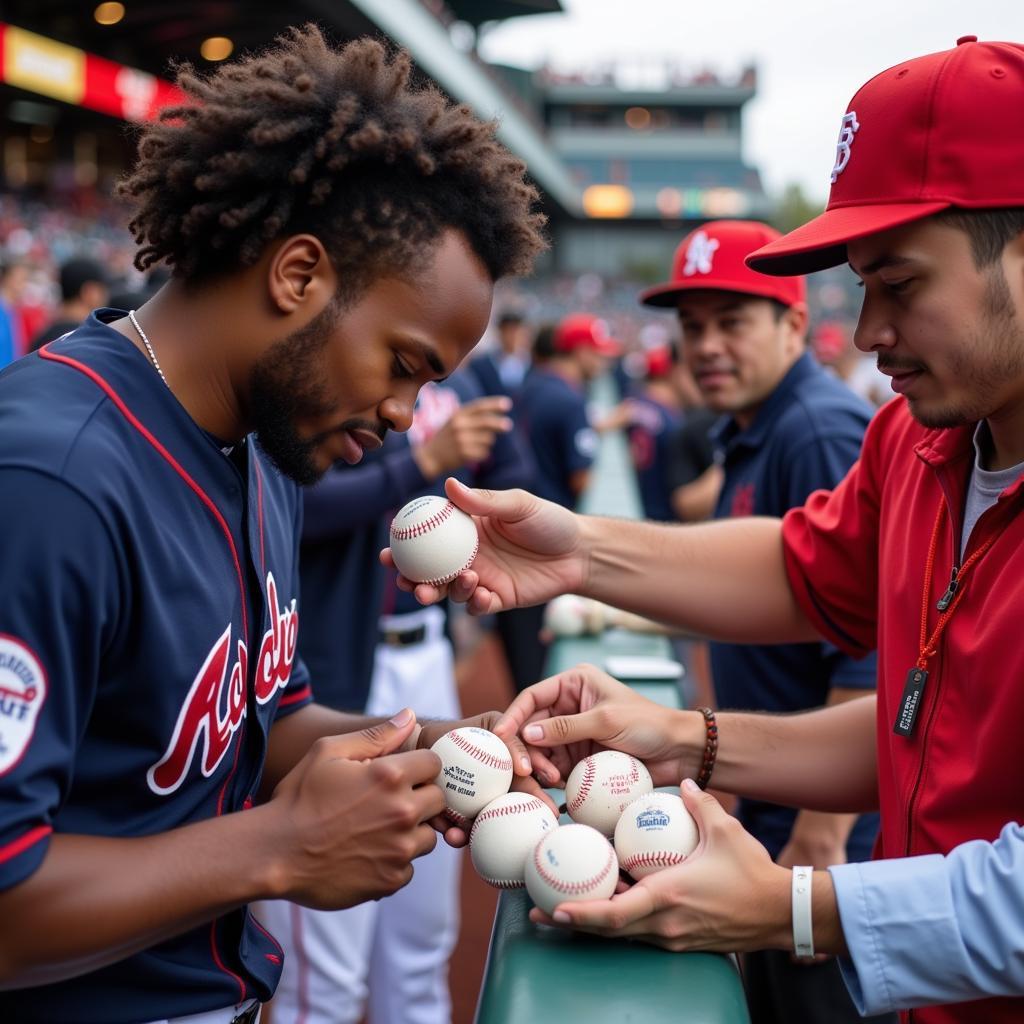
[415,711,553,847]
[258,708,446,911]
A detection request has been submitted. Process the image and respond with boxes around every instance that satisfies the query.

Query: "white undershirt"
[960,422,1024,561]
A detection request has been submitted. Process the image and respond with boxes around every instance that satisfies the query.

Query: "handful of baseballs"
[433,731,700,914]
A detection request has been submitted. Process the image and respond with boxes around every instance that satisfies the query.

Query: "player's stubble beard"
[249,297,384,486]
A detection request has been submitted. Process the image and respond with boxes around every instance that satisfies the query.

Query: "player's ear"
[266,234,336,316]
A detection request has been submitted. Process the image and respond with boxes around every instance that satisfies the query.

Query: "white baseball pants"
[259,607,462,1024]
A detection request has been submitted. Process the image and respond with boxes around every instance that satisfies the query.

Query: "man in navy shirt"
[516,313,616,509]
[468,309,532,399]
[497,315,615,691]
[0,27,544,1024]
[624,345,688,522]
[640,220,890,1024]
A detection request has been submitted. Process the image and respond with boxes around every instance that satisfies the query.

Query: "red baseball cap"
[553,313,622,356]
[639,220,806,309]
[645,346,674,378]
[748,37,1024,276]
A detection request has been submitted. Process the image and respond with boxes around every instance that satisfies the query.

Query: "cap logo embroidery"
[830,111,860,183]
[683,231,720,276]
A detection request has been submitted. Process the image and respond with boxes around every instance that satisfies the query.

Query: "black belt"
[379,624,427,647]
[231,1003,261,1024]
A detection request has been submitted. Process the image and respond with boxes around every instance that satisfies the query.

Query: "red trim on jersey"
[36,345,250,639]
[249,910,286,961]
[216,718,246,818]
[0,824,52,866]
[253,458,267,578]
[208,918,247,1004]
[38,344,254,1000]
[278,684,312,708]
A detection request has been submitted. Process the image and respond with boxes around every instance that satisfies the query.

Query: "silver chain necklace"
[128,309,169,389]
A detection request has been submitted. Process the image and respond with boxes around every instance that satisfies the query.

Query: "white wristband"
[791,866,815,958]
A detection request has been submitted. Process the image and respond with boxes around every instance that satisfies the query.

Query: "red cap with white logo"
[747,37,1024,276]
[640,220,806,309]
[553,313,622,356]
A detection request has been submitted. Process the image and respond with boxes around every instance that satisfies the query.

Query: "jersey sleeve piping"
[0,824,52,867]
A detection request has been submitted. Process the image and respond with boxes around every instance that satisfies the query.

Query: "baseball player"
[262,370,532,1024]
[0,27,544,1024]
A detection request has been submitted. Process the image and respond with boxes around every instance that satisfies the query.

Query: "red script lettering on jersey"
[147,572,299,796]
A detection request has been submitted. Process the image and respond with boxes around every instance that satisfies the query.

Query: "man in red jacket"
[387,36,1024,1024]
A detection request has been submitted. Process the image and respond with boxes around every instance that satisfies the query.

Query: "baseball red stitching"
[480,876,525,890]
[567,757,596,815]
[622,851,686,873]
[470,797,545,843]
[532,838,616,895]
[444,807,471,828]
[390,501,456,541]
[448,729,513,772]
[419,536,479,587]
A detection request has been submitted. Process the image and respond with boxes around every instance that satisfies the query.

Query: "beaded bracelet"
[694,706,718,790]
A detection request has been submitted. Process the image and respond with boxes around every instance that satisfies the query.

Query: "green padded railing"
[474,376,750,1024]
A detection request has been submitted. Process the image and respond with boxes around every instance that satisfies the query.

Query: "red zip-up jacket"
[782,397,1024,1024]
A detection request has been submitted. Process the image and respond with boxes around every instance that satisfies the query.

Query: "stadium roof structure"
[1,0,579,216]
[443,0,563,27]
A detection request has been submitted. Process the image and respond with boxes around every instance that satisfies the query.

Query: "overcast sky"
[479,0,1022,203]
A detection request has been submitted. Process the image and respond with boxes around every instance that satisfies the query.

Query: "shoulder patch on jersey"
[0,634,48,776]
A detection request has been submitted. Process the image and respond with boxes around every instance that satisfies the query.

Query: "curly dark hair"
[117,25,547,295]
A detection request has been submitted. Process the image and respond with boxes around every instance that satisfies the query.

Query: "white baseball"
[524,823,618,915]
[543,595,590,637]
[565,750,654,836]
[389,495,479,586]
[614,792,699,880]
[582,598,611,634]
[431,727,514,827]
[470,793,558,888]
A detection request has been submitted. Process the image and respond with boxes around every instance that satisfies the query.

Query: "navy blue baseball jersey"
[515,367,596,510]
[0,311,312,1021]
[708,352,879,861]
[299,371,533,711]
[626,393,682,522]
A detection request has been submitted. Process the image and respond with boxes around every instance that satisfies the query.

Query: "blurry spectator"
[0,257,30,369]
[497,314,615,692]
[666,405,721,523]
[469,309,532,397]
[518,313,617,508]
[29,257,111,351]
[622,345,686,521]
[812,319,894,409]
[529,321,557,366]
